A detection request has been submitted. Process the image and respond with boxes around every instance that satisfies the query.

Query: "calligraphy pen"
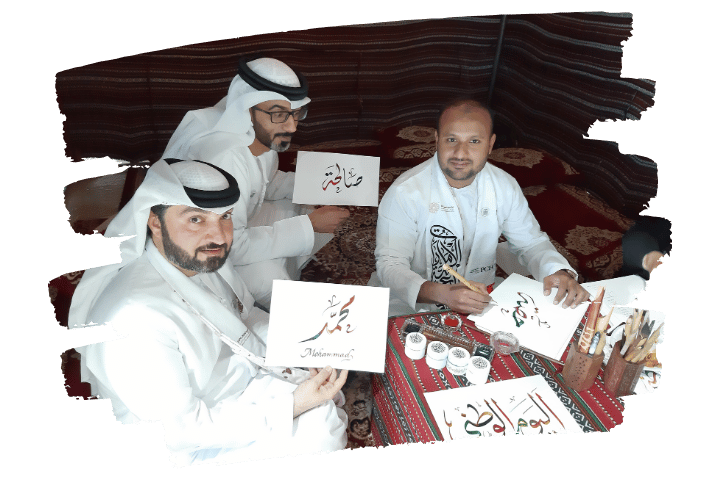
[442,264,498,306]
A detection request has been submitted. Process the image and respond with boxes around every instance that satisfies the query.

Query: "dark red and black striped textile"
[56,12,655,218]
[371,312,625,445]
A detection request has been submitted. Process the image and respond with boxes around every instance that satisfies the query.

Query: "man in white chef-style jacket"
[69,159,348,465]
[371,99,589,317]
[162,57,349,309]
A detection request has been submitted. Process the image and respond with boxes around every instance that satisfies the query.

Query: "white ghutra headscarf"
[68,159,241,331]
[162,57,312,160]
[69,159,311,384]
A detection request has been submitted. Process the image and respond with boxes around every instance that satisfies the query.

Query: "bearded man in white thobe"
[69,159,348,465]
[162,57,349,309]
[370,99,589,317]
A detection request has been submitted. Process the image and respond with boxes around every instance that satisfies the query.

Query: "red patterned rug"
[371,312,625,446]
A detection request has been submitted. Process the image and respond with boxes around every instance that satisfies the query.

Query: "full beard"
[161,223,230,274]
[442,161,481,183]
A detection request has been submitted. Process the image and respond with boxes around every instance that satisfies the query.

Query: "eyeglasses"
[252,106,308,124]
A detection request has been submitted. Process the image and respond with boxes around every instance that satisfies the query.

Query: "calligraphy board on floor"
[264,280,390,373]
[468,273,586,362]
[292,151,380,207]
[425,375,582,439]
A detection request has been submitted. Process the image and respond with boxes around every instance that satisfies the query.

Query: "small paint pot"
[404,332,427,360]
[466,356,491,385]
[447,347,471,375]
[425,341,449,370]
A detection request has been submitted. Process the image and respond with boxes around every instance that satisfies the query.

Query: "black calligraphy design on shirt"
[430,225,461,285]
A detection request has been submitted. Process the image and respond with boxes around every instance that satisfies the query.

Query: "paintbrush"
[578,286,605,354]
[442,264,498,306]
[627,322,663,363]
[620,309,642,356]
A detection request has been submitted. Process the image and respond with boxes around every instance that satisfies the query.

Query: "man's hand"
[418,281,491,315]
[308,206,350,233]
[292,366,348,418]
[542,270,589,309]
[642,250,664,273]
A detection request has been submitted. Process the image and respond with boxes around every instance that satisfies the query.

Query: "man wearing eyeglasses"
[163,57,349,309]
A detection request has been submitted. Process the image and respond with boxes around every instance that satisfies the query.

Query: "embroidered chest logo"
[430,225,461,285]
[429,202,439,213]
[232,295,244,314]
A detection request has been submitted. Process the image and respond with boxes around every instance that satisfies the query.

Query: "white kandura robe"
[371,155,574,316]
[83,242,347,464]
[163,119,324,307]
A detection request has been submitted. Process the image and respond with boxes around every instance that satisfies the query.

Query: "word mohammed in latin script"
[300,348,355,361]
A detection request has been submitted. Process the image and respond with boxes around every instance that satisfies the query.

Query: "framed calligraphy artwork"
[425,375,582,440]
[264,280,390,372]
[292,151,380,207]
[468,274,587,362]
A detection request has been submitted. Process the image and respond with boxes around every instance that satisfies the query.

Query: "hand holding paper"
[293,366,348,418]
[308,205,350,233]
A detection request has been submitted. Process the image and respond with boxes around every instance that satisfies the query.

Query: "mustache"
[197,243,228,252]
[274,133,293,139]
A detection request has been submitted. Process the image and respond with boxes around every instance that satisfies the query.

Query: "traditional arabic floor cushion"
[374,125,438,169]
[522,183,632,282]
[370,312,625,446]
[488,148,584,188]
[66,165,147,235]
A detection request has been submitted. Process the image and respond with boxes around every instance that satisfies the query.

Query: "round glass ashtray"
[441,313,463,331]
[490,331,520,355]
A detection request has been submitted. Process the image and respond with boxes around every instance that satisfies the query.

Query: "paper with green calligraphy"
[425,376,582,439]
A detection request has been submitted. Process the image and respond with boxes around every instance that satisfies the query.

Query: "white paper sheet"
[581,275,647,316]
[468,273,587,361]
[264,280,390,373]
[292,151,380,206]
[425,375,582,439]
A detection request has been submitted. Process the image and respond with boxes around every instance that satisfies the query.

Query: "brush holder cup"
[561,341,604,391]
[603,343,645,397]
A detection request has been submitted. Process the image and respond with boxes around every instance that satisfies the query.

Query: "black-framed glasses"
[252,106,308,123]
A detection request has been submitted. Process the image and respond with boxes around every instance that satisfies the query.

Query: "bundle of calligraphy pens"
[603,309,663,397]
[617,309,663,364]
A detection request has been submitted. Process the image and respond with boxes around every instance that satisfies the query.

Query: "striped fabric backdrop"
[56,12,655,217]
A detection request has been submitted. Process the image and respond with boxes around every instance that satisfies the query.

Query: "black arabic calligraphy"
[322,163,363,193]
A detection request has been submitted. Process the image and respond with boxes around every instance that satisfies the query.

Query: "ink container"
[404,332,427,360]
[465,356,491,385]
[425,341,449,370]
[447,347,470,375]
